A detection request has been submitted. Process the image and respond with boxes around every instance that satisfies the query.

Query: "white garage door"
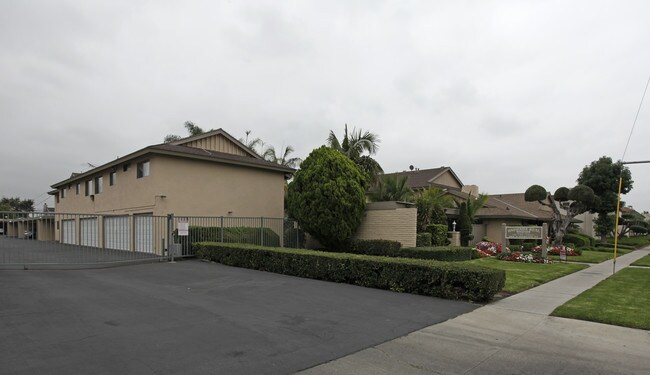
[80,218,98,247]
[104,216,130,251]
[62,219,76,245]
[135,214,153,253]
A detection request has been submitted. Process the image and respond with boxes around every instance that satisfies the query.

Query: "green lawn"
[631,254,650,267]
[550,249,630,264]
[552,268,650,330]
[466,258,588,293]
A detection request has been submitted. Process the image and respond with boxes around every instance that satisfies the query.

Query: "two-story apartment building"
[49,129,293,252]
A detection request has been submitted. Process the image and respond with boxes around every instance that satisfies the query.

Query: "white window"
[61,188,66,198]
[95,176,103,194]
[85,180,93,196]
[110,171,117,186]
[137,161,150,178]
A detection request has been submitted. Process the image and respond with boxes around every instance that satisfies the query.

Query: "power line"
[622,73,650,161]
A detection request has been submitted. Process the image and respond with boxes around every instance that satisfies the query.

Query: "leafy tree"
[457,202,472,246]
[414,187,454,232]
[524,184,597,247]
[287,146,367,249]
[262,145,301,169]
[594,213,615,238]
[577,156,633,239]
[368,175,413,202]
[0,197,34,212]
[327,124,383,183]
[618,210,647,237]
[164,121,208,143]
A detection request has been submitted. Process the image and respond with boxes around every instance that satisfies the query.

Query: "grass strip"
[631,254,650,267]
[465,257,588,293]
[552,268,650,330]
[550,250,629,264]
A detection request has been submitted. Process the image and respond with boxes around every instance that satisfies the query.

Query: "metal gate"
[1,211,303,269]
[0,212,168,269]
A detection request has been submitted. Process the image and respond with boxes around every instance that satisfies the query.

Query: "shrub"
[195,242,505,302]
[426,224,448,246]
[416,233,432,247]
[185,226,281,248]
[401,246,476,261]
[283,226,305,249]
[287,146,367,249]
[563,233,593,247]
[475,241,508,256]
[348,239,402,255]
[497,251,552,264]
[595,243,635,250]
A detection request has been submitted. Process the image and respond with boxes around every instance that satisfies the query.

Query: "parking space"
[0,260,477,374]
[0,237,162,269]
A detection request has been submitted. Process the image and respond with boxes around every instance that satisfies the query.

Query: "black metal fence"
[0,212,303,269]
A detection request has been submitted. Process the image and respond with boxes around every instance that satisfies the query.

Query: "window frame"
[95,176,103,194]
[137,160,150,179]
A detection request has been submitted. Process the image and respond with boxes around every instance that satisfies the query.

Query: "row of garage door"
[61,215,154,253]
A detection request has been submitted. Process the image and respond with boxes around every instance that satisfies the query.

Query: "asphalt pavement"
[299,248,650,374]
[0,259,477,375]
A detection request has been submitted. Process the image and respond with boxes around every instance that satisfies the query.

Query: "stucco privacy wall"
[353,201,417,248]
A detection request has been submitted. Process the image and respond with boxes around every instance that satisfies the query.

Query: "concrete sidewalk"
[300,248,650,374]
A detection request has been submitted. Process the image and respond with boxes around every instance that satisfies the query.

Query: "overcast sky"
[1,0,649,212]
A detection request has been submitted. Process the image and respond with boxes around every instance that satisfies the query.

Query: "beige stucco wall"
[53,153,287,249]
[55,154,285,218]
[353,202,417,248]
[484,219,522,244]
[181,134,250,156]
[434,171,462,189]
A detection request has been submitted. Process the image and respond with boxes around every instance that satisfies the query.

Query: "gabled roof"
[476,193,554,221]
[170,128,261,159]
[384,167,463,190]
[51,129,294,189]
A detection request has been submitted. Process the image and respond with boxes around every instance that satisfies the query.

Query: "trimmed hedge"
[330,239,475,262]
[563,233,595,247]
[595,243,635,250]
[188,226,280,247]
[347,239,402,255]
[401,247,477,261]
[416,233,433,247]
[195,242,505,302]
[426,224,448,246]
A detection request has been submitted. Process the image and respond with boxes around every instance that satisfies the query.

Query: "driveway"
[0,260,477,374]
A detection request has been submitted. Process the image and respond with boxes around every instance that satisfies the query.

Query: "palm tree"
[368,175,413,202]
[327,124,383,183]
[263,145,302,169]
[465,193,489,223]
[239,130,264,156]
[415,187,455,232]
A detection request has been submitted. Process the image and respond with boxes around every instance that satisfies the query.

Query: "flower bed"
[532,245,580,256]
[475,241,509,257]
[496,251,553,264]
